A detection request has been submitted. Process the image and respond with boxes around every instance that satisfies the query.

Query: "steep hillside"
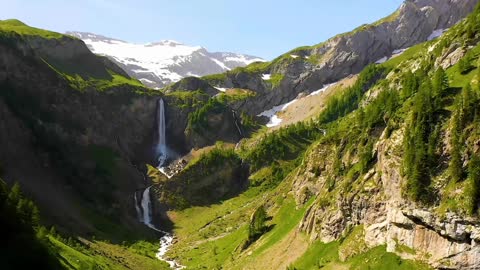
[0,18,163,235]
[67,32,264,89]
[155,2,480,270]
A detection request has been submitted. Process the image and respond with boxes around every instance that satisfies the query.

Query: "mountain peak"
[146,40,184,47]
[69,31,264,88]
[66,31,125,43]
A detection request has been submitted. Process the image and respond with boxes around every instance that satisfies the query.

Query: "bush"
[458,51,476,74]
[188,98,227,131]
[242,205,269,249]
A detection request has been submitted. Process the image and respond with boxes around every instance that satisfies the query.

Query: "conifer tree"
[466,154,480,215]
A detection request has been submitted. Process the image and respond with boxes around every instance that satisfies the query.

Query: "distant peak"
[146,40,184,47]
[65,31,125,43]
[0,19,27,27]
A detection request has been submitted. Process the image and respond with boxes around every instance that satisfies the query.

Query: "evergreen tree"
[400,71,419,100]
[466,154,480,215]
[449,111,463,183]
[432,67,448,98]
[458,51,475,74]
[427,124,441,166]
[248,205,268,242]
[7,182,21,208]
[448,84,478,183]
[403,79,438,202]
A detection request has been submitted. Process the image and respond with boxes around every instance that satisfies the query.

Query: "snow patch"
[211,58,231,71]
[258,81,341,128]
[215,87,227,92]
[262,74,271,80]
[257,99,299,128]
[427,29,446,41]
[140,78,155,84]
[309,82,339,96]
[392,48,408,56]
[375,56,388,64]
[185,72,200,77]
[224,55,265,65]
[290,54,299,59]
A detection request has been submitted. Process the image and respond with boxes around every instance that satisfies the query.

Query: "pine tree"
[7,182,21,209]
[450,112,463,183]
[466,154,480,215]
[248,205,268,242]
[427,124,441,166]
[432,67,448,98]
[458,51,475,74]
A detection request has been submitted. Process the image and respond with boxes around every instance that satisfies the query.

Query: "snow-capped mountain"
[67,32,264,88]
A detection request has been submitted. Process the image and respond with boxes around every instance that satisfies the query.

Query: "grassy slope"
[0,19,64,39]
[49,236,170,270]
[166,168,313,270]
[0,19,148,92]
[290,234,431,270]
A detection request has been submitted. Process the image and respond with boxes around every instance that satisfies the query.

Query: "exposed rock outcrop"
[296,124,480,269]
[200,0,479,116]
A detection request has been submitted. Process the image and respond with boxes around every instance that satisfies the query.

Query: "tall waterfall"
[157,99,167,168]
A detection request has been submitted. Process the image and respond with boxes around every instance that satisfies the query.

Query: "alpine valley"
[2,0,480,270]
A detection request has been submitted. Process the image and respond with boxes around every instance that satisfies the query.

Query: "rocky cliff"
[289,9,480,268]
[169,0,479,118]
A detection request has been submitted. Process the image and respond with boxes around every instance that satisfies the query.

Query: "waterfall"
[141,186,153,227]
[134,192,142,222]
[232,110,243,137]
[139,99,183,268]
[137,186,185,269]
[157,99,168,168]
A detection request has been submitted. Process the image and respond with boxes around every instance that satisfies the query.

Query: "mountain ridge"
[67,31,264,89]
[178,0,480,118]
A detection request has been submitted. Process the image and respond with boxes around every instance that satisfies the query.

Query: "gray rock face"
[209,0,479,116]
[66,32,264,89]
[294,124,480,269]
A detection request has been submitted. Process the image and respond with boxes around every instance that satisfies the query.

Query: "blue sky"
[2,0,404,59]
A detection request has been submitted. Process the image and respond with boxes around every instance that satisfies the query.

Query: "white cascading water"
[157,99,167,168]
[140,186,156,229]
[232,110,243,137]
[156,99,174,179]
[134,193,142,222]
[136,186,184,269]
